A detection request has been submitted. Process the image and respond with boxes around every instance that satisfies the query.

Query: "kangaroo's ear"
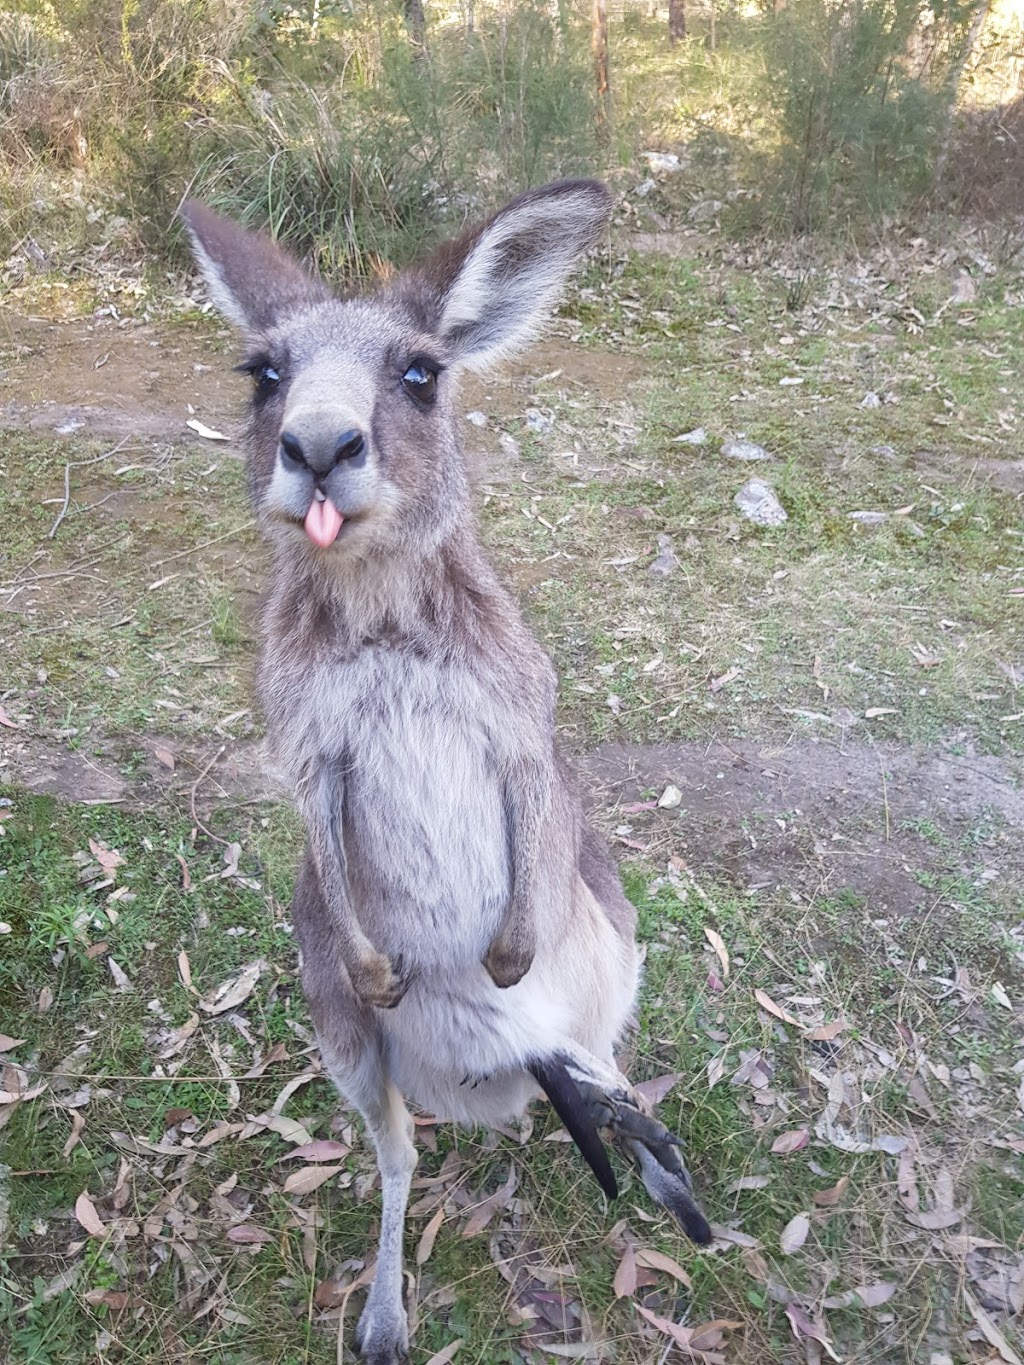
[401,179,611,371]
[179,201,330,332]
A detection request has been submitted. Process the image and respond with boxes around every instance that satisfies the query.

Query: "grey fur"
[181,182,707,1364]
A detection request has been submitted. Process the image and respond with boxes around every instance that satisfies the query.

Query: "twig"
[148,522,256,569]
[47,438,133,540]
[189,744,231,847]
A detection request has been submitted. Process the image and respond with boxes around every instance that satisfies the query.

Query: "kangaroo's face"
[181,181,612,560]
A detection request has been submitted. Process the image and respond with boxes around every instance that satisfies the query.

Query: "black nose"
[279,428,366,474]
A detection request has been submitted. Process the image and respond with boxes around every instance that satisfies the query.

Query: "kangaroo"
[182,180,711,1365]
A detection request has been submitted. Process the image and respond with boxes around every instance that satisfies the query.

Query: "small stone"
[860,391,882,408]
[848,511,887,525]
[635,178,656,198]
[722,438,771,461]
[658,784,683,809]
[465,410,488,428]
[525,408,552,434]
[688,199,723,222]
[648,533,678,577]
[735,479,787,528]
[672,427,706,445]
[498,432,520,460]
[642,151,681,174]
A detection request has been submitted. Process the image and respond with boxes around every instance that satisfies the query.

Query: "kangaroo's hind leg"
[530,1045,712,1246]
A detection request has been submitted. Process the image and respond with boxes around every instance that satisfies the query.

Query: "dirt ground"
[2,305,1023,916]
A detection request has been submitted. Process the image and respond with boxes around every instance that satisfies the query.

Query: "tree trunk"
[669,0,686,44]
[404,0,426,56]
[592,0,610,134]
[934,0,991,182]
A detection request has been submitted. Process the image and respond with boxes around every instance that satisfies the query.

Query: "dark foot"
[352,952,412,1010]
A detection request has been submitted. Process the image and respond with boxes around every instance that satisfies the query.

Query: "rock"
[673,427,707,445]
[848,510,887,525]
[525,408,552,434]
[735,479,787,528]
[498,432,520,460]
[642,151,681,174]
[860,391,882,408]
[688,199,723,223]
[648,533,678,577]
[722,438,771,462]
[951,269,976,305]
[658,784,683,809]
[465,410,488,427]
[635,178,657,198]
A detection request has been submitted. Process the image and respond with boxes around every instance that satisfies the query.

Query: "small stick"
[47,438,134,540]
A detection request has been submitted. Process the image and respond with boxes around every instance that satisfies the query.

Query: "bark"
[404,0,426,56]
[592,0,610,133]
[669,0,686,45]
[934,0,992,182]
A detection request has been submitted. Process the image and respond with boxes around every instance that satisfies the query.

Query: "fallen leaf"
[257,1113,315,1147]
[990,981,1012,1010]
[785,1303,841,1362]
[416,1206,445,1265]
[462,1164,518,1237]
[107,958,133,992]
[186,418,230,441]
[0,1036,26,1052]
[75,1190,106,1237]
[780,1212,810,1254]
[63,1110,86,1158]
[278,1140,351,1163]
[754,989,801,1027]
[709,1224,761,1249]
[964,1289,1023,1365]
[613,1243,637,1298]
[88,839,125,879]
[771,1129,810,1155]
[813,1175,849,1207]
[154,745,175,770]
[423,1342,463,1365]
[84,1288,129,1310]
[177,951,193,991]
[282,1164,344,1196]
[707,1056,726,1089]
[635,1246,693,1289]
[903,1208,963,1229]
[703,926,729,978]
[199,961,262,1015]
[634,1073,682,1106]
[806,1018,847,1041]
[709,666,740,693]
[728,1175,772,1192]
[226,1225,274,1245]
[0,705,20,728]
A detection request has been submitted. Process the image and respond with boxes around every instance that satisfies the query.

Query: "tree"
[592,0,609,132]
[669,0,686,44]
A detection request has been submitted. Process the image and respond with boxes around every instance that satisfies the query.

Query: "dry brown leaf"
[710,1224,761,1249]
[780,1212,810,1255]
[613,1243,638,1299]
[813,1175,849,1207]
[633,1072,682,1106]
[278,1140,350,1163]
[806,1018,847,1041]
[88,839,125,879]
[754,989,801,1027]
[964,1289,1023,1365]
[0,705,20,728]
[785,1303,841,1362]
[739,1246,769,1281]
[416,1206,445,1265]
[177,951,194,991]
[904,1207,963,1230]
[0,1036,26,1052]
[226,1225,274,1245]
[282,1165,343,1196]
[199,961,262,1015]
[690,1320,743,1351]
[75,1190,105,1237]
[63,1110,86,1159]
[461,1165,517,1238]
[154,745,175,770]
[771,1129,809,1155]
[707,1056,725,1089]
[703,926,729,978]
[423,1341,463,1365]
[37,986,54,1014]
[255,1113,315,1146]
[634,1304,726,1363]
[84,1288,129,1310]
[897,1147,919,1211]
[270,1070,317,1115]
[728,1175,772,1193]
[635,1246,693,1289]
[107,958,133,993]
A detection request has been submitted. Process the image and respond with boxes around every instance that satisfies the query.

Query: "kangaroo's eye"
[254,364,280,394]
[402,363,437,405]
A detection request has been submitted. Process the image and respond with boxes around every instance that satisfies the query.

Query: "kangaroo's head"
[181,181,611,562]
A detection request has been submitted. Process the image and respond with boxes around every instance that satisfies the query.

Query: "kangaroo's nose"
[280,426,366,475]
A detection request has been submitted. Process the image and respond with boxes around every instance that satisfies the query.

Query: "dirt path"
[5,726,1020,918]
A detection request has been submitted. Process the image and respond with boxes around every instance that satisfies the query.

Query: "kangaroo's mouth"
[304,490,344,547]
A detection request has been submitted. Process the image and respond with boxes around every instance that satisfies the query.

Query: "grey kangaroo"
[182,180,711,1365]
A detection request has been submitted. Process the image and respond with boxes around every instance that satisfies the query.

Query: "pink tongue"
[304,497,344,547]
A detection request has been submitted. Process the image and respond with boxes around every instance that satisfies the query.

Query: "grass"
[1,232,1023,1363]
